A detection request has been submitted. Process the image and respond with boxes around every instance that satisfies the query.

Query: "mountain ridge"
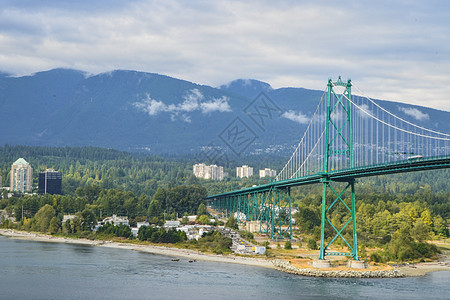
[0,68,448,157]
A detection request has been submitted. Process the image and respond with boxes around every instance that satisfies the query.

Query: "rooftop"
[13,158,29,165]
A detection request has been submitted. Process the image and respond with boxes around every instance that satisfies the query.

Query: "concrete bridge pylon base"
[312,259,332,268]
[347,260,367,269]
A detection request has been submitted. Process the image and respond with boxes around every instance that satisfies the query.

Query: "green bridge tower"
[318,76,359,261]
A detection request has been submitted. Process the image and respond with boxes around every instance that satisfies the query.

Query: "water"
[0,236,449,300]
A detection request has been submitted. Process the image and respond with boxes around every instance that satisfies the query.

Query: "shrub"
[369,251,384,263]
[137,226,186,243]
[97,222,132,239]
[189,230,232,254]
[307,238,318,250]
[284,240,292,250]
[240,230,254,241]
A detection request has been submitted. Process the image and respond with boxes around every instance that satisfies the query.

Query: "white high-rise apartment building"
[193,163,224,180]
[10,158,33,193]
[259,168,277,178]
[193,163,208,178]
[236,165,253,178]
[209,165,224,181]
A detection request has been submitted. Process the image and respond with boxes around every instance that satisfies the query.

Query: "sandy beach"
[394,261,450,276]
[1,229,449,277]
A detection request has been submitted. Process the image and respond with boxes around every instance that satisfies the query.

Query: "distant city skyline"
[1,1,450,111]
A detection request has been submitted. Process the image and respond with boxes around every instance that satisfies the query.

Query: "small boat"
[171,258,180,262]
[188,259,196,263]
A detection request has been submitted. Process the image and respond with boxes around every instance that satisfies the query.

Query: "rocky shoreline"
[271,259,404,278]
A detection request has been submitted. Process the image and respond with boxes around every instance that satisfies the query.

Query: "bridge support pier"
[347,260,366,269]
[318,177,359,261]
[319,181,327,260]
[312,259,332,268]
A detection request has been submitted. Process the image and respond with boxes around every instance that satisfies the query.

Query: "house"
[62,215,77,224]
[101,214,129,226]
[131,228,139,237]
[136,222,150,229]
[187,215,197,222]
[176,225,211,240]
[164,220,180,228]
[254,246,266,255]
[131,222,151,237]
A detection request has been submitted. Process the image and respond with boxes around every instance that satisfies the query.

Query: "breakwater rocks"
[271,259,404,278]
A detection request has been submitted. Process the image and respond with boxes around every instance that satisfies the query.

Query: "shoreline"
[1,229,449,277]
[0,229,274,269]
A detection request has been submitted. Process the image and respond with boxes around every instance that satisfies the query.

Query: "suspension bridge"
[206,77,450,263]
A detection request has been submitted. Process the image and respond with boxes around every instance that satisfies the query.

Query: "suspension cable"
[353,85,450,137]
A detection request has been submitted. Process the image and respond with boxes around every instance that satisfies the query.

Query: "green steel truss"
[208,187,292,240]
[319,77,358,260]
[319,178,358,259]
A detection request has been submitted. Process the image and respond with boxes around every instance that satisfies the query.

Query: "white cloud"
[356,103,373,119]
[133,88,232,122]
[200,96,232,114]
[180,88,202,111]
[282,110,310,124]
[398,107,430,121]
[133,95,167,116]
[181,114,192,123]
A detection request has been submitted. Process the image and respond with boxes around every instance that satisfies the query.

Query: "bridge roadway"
[206,155,450,199]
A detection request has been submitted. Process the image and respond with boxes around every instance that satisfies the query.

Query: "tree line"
[0,184,207,234]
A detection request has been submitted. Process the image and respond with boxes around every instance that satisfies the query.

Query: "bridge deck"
[206,156,450,199]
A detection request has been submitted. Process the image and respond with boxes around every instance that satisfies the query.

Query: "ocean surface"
[0,236,449,300]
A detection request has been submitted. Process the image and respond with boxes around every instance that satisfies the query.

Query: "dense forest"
[0,145,449,262]
[0,145,286,196]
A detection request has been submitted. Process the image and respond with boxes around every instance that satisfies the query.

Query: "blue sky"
[1,0,450,111]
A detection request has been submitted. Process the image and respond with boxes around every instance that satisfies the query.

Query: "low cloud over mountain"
[133,89,232,122]
[398,107,430,121]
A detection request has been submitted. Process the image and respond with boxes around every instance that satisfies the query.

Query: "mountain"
[0,71,11,78]
[219,79,273,99]
[0,69,252,154]
[0,69,449,158]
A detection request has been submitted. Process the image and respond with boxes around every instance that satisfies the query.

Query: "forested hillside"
[0,145,448,261]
